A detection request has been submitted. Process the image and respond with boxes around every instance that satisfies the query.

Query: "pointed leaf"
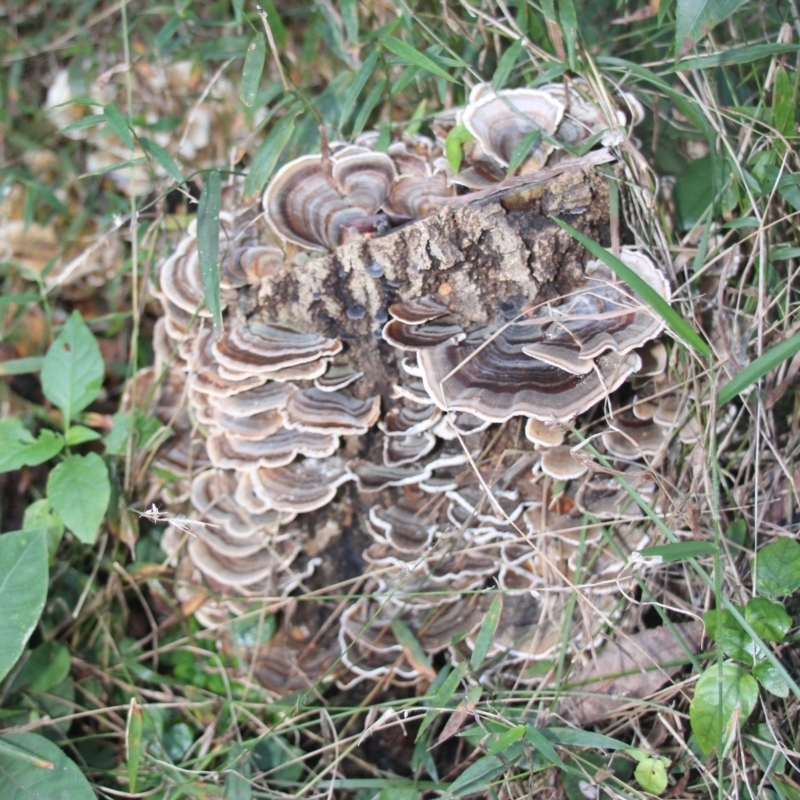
[0,419,64,473]
[550,216,712,359]
[47,453,110,544]
[470,594,502,670]
[126,699,142,794]
[103,104,134,150]
[390,619,435,679]
[197,170,223,331]
[243,108,298,198]
[492,38,524,91]
[717,331,800,406]
[638,541,717,562]
[339,50,381,129]
[240,35,267,107]
[41,310,104,425]
[382,36,455,83]
[445,755,505,797]
[140,136,184,185]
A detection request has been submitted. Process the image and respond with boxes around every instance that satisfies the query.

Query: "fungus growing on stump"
[132,92,688,699]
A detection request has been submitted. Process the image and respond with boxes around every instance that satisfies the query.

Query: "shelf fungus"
[132,90,697,701]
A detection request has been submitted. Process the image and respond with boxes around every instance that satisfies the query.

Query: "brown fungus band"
[135,82,687,697]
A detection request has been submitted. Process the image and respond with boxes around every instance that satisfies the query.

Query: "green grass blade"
[240,35,266,107]
[338,50,380,130]
[140,137,184,185]
[669,42,799,71]
[558,0,578,70]
[492,38,523,91]
[243,108,298,199]
[717,331,800,406]
[640,541,718,562]
[197,170,222,331]
[550,215,713,359]
[103,104,134,150]
[390,619,435,679]
[382,36,455,83]
[470,594,502,670]
[0,356,45,376]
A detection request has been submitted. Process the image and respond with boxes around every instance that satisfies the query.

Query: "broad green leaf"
[390,619,435,679]
[717,331,800,406]
[0,419,64,473]
[492,38,524,91]
[445,755,505,797]
[753,660,790,699]
[634,756,670,795]
[41,310,104,425]
[756,538,800,598]
[197,170,223,331]
[65,425,102,446]
[0,732,95,800]
[703,608,755,663]
[103,104,134,150]
[675,0,750,56]
[382,36,455,83]
[744,597,791,643]
[47,453,110,544]
[339,50,381,130]
[140,136,184,184]
[689,662,758,755]
[243,108,298,198]
[0,529,48,683]
[639,541,717,562]
[0,739,52,770]
[0,356,44,377]
[126,699,142,794]
[470,594,502,670]
[240,35,266,107]
[550,216,712,359]
[10,641,71,694]
[444,123,475,173]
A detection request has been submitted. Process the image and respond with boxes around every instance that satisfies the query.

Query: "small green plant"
[0,310,110,544]
[690,539,800,755]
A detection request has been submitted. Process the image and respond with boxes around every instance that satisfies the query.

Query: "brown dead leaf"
[559,622,703,726]
[436,704,469,745]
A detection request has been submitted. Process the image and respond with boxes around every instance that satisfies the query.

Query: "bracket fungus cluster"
[136,80,689,695]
